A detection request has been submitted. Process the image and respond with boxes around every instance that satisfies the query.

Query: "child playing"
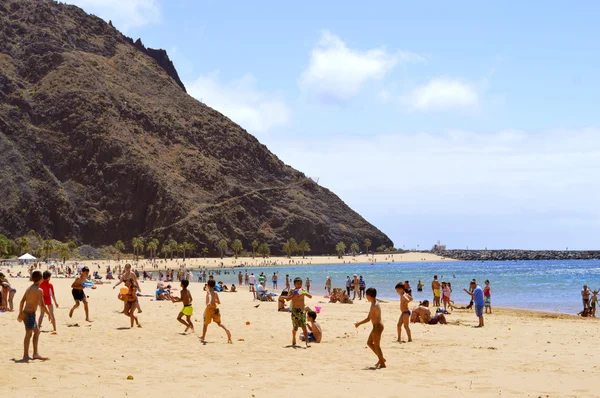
[119,279,141,328]
[0,272,16,311]
[39,271,59,334]
[284,277,313,347]
[201,279,232,343]
[355,287,386,369]
[590,290,598,318]
[300,310,322,343]
[442,282,451,310]
[172,279,194,333]
[483,280,492,314]
[69,266,92,322]
[17,270,50,361]
[395,282,412,343]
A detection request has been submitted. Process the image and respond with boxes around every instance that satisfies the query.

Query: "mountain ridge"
[0,0,393,254]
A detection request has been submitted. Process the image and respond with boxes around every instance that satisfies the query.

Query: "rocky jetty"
[0,0,392,254]
[434,250,600,261]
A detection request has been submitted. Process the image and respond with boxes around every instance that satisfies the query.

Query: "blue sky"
[66,0,600,249]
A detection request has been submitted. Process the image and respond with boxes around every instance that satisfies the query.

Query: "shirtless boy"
[69,266,92,322]
[395,283,412,343]
[300,310,322,343]
[39,271,59,333]
[201,279,232,343]
[355,287,386,369]
[432,275,441,307]
[284,277,313,347]
[582,285,591,311]
[172,279,194,333]
[18,270,50,361]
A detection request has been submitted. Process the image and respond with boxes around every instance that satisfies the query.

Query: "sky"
[64,0,600,250]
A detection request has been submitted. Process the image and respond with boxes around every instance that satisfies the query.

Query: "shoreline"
[1,277,599,397]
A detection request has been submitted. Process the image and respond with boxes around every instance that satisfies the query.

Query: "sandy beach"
[1,268,599,398]
[39,251,455,272]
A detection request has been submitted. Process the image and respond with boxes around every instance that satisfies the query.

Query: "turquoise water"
[192,260,600,315]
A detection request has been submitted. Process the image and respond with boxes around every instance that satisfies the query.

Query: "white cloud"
[63,0,160,31]
[186,73,290,135]
[300,30,423,104]
[402,77,479,111]
[270,128,600,249]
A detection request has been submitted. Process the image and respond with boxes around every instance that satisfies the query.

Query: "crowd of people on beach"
[1,259,499,370]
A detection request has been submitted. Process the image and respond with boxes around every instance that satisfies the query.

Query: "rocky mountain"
[0,0,392,255]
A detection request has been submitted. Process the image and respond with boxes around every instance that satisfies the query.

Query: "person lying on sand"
[410,300,447,325]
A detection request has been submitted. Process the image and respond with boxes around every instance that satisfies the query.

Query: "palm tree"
[15,237,30,256]
[177,243,185,258]
[146,240,158,260]
[59,243,70,263]
[298,240,311,258]
[42,239,54,261]
[364,239,372,255]
[182,242,194,261]
[231,239,243,259]
[288,238,298,255]
[282,242,290,258]
[201,247,209,258]
[335,241,347,258]
[217,239,228,259]
[350,242,360,256]
[167,239,177,260]
[0,234,14,257]
[257,243,270,258]
[114,240,125,261]
[251,240,259,258]
[161,244,169,260]
[132,237,144,261]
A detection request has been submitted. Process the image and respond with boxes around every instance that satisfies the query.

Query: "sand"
[27,251,454,272]
[1,269,599,398]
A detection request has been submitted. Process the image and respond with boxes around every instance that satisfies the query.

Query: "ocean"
[186,259,600,315]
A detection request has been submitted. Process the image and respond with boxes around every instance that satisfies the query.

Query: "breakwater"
[434,250,600,261]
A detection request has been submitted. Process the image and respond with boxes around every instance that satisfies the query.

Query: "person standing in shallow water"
[432,275,441,307]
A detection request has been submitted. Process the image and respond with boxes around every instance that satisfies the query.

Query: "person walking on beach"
[172,279,194,333]
[201,279,232,343]
[285,274,290,291]
[483,280,492,314]
[272,273,278,290]
[325,277,332,296]
[113,264,143,314]
[284,277,313,347]
[38,271,59,334]
[306,277,311,293]
[238,272,243,285]
[346,276,352,296]
[464,281,485,327]
[359,276,366,300]
[355,287,386,369]
[17,270,50,361]
[69,267,92,322]
[582,285,591,311]
[432,276,441,307]
[353,275,359,300]
[395,283,412,343]
[249,273,256,298]
[244,272,249,285]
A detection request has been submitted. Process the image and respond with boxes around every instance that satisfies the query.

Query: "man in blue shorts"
[464,280,485,327]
